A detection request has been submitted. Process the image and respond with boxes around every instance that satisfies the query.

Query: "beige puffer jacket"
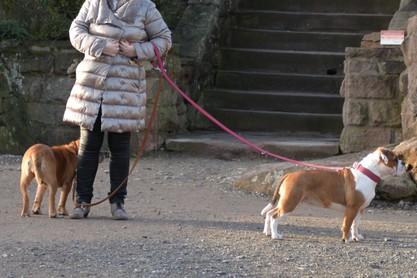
[63,0,172,132]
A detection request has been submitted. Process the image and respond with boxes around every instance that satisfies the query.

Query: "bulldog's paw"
[271,233,283,240]
[352,234,364,241]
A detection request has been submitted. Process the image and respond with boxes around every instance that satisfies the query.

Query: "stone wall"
[339,0,417,153]
[400,15,417,139]
[339,46,405,153]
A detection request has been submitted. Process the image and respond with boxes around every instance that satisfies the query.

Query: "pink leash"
[151,43,342,171]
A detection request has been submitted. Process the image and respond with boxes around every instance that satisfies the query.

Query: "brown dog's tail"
[32,155,46,185]
[260,174,287,216]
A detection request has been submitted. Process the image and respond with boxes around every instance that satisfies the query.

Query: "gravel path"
[1,152,417,277]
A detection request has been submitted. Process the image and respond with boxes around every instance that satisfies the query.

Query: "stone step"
[214,70,343,94]
[238,0,400,14]
[204,108,343,134]
[204,89,344,114]
[220,48,345,76]
[189,0,399,159]
[165,131,340,160]
[235,11,394,33]
[227,28,364,52]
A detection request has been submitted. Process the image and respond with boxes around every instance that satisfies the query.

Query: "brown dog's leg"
[57,182,72,216]
[20,172,34,217]
[48,185,58,218]
[49,186,57,218]
[32,183,47,214]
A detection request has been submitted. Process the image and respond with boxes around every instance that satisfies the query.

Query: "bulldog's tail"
[260,174,287,217]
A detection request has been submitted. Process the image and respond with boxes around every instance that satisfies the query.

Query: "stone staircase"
[165,0,400,159]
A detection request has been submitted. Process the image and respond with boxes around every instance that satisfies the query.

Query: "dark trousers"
[76,113,131,204]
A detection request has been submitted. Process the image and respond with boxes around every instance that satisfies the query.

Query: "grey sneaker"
[111,203,128,220]
[69,203,90,219]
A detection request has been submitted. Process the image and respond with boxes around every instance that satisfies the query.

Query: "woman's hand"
[119,40,137,58]
[102,40,120,57]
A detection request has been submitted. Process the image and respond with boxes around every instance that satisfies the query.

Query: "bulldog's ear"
[380,152,389,164]
[379,148,394,164]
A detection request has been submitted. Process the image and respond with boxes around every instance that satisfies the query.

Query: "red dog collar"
[352,162,381,183]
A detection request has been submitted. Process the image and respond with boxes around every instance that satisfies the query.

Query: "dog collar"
[352,162,381,183]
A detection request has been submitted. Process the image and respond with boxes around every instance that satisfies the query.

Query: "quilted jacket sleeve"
[69,0,107,58]
[133,0,172,62]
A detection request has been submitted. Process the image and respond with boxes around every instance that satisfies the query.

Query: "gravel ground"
[1,152,417,278]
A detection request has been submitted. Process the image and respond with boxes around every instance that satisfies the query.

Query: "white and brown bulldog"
[261,147,408,242]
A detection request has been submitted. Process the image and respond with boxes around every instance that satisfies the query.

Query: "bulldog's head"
[373,147,407,177]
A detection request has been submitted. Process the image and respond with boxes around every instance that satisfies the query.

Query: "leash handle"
[150,43,342,170]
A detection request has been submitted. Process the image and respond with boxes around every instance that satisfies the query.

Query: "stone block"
[377,175,417,200]
[403,34,417,65]
[344,59,380,75]
[342,99,367,125]
[394,136,417,163]
[406,15,417,35]
[406,64,417,92]
[43,76,75,102]
[0,72,11,96]
[345,47,403,60]
[360,32,380,49]
[379,60,406,74]
[44,125,79,146]
[27,102,64,127]
[402,121,417,140]
[174,5,218,59]
[54,51,83,75]
[20,53,54,73]
[401,95,417,132]
[390,11,417,30]
[342,74,397,99]
[340,126,394,153]
[399,69,408,95]
[188,0,220,5]
[22,75,42,101]
[368,100,402,127]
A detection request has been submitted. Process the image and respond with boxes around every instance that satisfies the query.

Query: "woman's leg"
[107,131,130,220]
[75,116,104,204]
[107,131,131,204]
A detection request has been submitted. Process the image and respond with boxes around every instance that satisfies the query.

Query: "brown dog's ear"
[68,139,80,155]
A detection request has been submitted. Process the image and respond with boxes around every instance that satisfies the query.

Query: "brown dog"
[20,139,80,218]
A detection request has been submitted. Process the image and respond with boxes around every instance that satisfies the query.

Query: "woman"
[63,0,172,220]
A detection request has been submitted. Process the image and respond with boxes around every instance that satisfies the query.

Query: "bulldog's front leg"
[350,212,364,241]
[341,207,360,242]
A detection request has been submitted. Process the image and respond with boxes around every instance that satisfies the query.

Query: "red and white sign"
[380,30,405,45]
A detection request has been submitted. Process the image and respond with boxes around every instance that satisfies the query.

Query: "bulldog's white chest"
[353,172,377,206]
